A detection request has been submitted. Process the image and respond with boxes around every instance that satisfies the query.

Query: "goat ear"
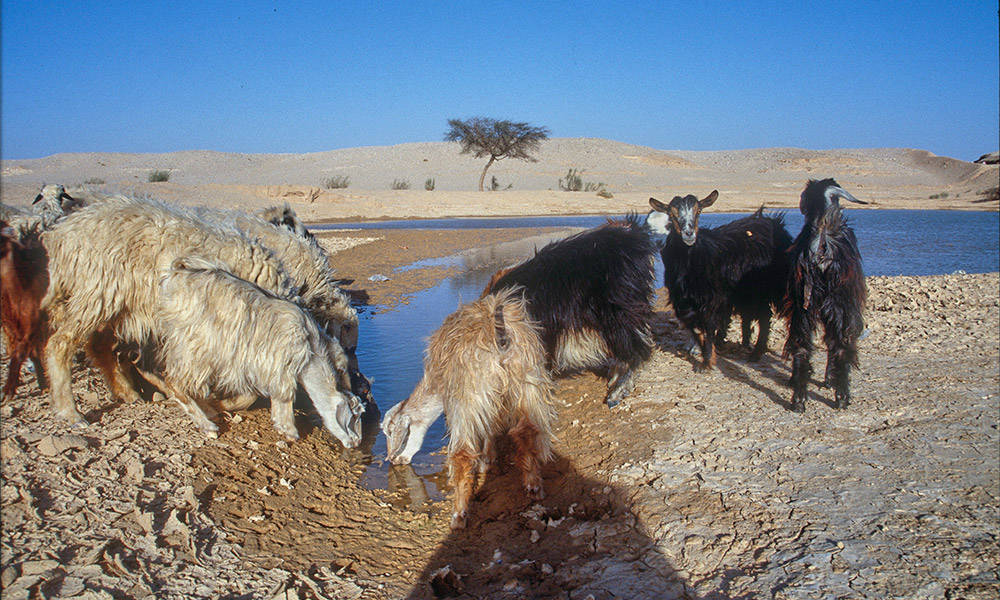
[648,197,669,213]
[699,190,719,208]
[31,194,43,205]
[825,186,867,206]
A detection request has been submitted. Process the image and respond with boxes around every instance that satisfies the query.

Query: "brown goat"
[1,222,49,400]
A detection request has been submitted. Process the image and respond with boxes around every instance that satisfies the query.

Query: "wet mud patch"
[189,373,682,599]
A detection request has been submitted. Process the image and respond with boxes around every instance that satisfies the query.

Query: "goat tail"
[494,301,509,350]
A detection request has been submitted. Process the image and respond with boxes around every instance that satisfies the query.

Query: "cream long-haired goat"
[153,256,363,446]
[192,205,370,406]
[382,287,555,529]
[39,196,360,440]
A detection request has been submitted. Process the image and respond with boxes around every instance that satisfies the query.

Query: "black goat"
[782,178,867,412]
[485,215,657,407]
[649,191,793,371]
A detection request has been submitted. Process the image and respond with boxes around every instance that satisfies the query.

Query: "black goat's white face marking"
[651,192,717,247]
[666,196,701,246]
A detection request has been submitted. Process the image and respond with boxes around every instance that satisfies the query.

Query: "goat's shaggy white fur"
[155,256,363,446]
[193,206,359,352]
[40,196,305,425]
[383,287,555,528]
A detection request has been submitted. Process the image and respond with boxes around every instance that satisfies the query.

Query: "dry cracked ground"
[1,228,997,599]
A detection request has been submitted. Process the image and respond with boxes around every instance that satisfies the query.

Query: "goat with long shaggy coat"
[1,221,50,400]
[649,191,793,371]
[783,178,867,413]
[39,196,358,437]
[259,204,317,242]
[382,288,555,529]
[483,215,657,407]
[193,206,370,404]
[153,256,363,445]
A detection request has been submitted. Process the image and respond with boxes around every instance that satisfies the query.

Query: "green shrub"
[488,176,513,191]
[391,178,410,190]
[323,175,350,189]
[559,168,583,191]
[83,177,105,185]
[148,170,170,183]
[425,178,436,191]
[596,187,614,199]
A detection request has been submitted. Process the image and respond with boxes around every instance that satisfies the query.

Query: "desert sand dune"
[2,138,996,219]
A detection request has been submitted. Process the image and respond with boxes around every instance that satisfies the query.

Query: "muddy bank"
[1,226,997,599]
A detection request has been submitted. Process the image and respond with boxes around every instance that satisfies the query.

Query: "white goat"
[154,256,362,445]
[40,196,358,441]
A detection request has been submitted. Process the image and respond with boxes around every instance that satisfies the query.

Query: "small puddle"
[356,231,578,503]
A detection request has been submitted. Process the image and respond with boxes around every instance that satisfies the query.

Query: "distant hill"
[2,138,993,192]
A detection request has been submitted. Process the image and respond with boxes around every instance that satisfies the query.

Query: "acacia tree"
[444,117,550,191]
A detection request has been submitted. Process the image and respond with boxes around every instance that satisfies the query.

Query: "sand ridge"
[2,139,997,218]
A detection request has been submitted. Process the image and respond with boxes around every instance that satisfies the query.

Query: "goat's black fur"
[487,214,657,407]
[651,192,793,372]
[782,178,867,412]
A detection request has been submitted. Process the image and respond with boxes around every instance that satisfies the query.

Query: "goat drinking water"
[382,288,555,529]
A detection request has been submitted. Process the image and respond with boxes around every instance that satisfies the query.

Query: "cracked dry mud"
[1,227,997,599]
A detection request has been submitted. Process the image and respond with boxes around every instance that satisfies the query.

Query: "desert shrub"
[425,178,436,191]
[488,176,513,191]
[559,168,583,191]
[323,175,350,189]
[929,192,950,199]
[596,187,614,199]
[148,170,170,183]
[391,178,410,190]
[84,177,105,185]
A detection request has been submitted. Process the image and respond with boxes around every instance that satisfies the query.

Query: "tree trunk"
[478,156,497,192]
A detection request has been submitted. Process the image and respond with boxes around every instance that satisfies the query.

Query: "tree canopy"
[445,117,550,191]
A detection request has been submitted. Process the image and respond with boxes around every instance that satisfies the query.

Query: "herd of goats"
[0,178,867,528]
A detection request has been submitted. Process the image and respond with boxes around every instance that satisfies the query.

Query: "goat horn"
[825,186,867,205]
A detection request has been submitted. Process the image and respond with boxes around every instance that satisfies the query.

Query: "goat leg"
[44,331,87,426]
[740,312,754,350]
[2,353,26,401]
[749,309,771,362]
[510,416,545,500]
[604,361,634,407]
[449,448,478,529]
[693,329,716,372]
[789,350,812,413]
[827,348,854,410]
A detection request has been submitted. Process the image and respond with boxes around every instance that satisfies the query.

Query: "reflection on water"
[354,210,999,496]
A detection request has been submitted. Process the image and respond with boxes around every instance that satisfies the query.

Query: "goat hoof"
[58,409,88,428]
[450,511,468,530]
[835,396,850,410]
[604,396,620,409]
[790,401,806,414]
[748,351,765,362]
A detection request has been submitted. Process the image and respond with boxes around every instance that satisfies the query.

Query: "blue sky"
[2,1,997,160]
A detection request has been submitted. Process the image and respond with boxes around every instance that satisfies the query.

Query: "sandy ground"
[1,139,997,598]
[2,139,998,218]
[2,221,997,599]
